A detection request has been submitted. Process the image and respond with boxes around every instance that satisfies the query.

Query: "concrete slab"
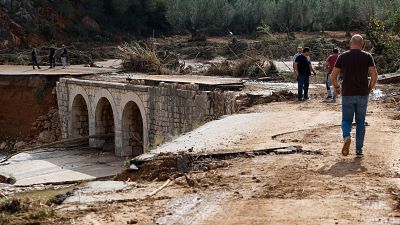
[88,73,244,87]
[0,147,124,186]
[61,181,146,207]
[137,110,340,160]
[0,65,117,76]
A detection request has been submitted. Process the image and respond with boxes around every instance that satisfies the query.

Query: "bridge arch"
[68,86,90,139]
[92,90,119,152]
[119,92,149,156]
[121,101,143,157]
[70,94,89,138]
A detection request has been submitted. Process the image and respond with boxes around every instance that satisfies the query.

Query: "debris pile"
[206,61,233,76]
[233,56,277,78]
[206,55,278,79]
[118,42,163,74]
[30,107,61,144]
[0,198,59,224]
[237,90,297,109]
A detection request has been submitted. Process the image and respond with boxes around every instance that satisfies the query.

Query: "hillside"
[0,0,169,48]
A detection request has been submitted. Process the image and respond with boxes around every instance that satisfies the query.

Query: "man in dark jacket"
[31,48,41,70]
[49,46,56,68]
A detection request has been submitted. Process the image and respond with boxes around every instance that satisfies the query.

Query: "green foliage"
[231,0,274,34]
[165,0,234,39]
[257,24,273,41]
[366,17,400,73]
[386,11,400,35]
[23,0,400,39]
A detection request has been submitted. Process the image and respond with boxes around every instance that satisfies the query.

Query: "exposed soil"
[46,84,400,225]
[0,76,58,138]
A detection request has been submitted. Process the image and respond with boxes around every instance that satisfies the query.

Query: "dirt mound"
[115,153,186,182]
[115,152,229,182]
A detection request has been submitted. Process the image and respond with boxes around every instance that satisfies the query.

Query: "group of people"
[292,34,378,158]
[31,44,68,70]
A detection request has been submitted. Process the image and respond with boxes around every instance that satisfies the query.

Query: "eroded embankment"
[0,75,59,138]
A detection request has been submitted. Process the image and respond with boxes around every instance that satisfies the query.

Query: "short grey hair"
[350,34,364,45]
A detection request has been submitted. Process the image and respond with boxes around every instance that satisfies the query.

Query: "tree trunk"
[300,0,304,31]
[190,28,197,41]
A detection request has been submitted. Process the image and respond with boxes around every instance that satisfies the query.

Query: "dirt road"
[64,86,400,225]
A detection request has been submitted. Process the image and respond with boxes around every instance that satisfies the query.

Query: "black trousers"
[49,56,55,68]
[32,58,40,69]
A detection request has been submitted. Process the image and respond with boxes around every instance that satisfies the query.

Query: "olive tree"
[165,0,234,40]
[231,0,275,34]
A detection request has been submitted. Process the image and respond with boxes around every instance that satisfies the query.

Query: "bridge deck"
[85,74,245,90]
[0,65,117,76]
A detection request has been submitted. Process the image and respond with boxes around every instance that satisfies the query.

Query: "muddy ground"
[13,84,394,225]
[1,32,400,224]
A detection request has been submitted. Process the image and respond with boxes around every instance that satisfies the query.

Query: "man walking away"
[294,47,316,101]
[331,35,378,158]
[31,48,41,70]
[325,48,339,100]
[61,44,67,69]
[49,46,56,68]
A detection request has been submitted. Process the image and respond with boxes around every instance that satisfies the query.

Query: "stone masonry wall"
[56,78,238,156]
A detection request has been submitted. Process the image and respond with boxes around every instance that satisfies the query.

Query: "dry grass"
[118,42,164,74]
[233,55,277,78]
[206,61,233,76]
[0,197,65,225]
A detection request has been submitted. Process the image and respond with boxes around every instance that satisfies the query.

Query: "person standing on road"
[294,47,316,101]
[325,48,339,100]
[331,35,378,158]
[61,44,67,69]
[49,45,56,68]
[31,48,41,70]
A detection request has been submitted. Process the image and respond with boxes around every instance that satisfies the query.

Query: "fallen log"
[146,179,172,198]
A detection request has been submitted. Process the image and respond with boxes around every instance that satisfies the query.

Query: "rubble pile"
[30,107,61,144]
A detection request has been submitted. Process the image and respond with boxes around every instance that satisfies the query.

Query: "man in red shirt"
[325,48,339,100]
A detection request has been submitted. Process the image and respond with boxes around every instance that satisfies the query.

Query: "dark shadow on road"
[317,157,367,177]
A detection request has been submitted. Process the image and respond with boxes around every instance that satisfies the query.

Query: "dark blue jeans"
[297,74,310,99]
[342,96,369,151]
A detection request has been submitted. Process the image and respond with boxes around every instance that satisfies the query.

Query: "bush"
[206,61,233,76]
[118,42,163,74]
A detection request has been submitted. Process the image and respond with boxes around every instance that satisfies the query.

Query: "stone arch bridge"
[56,78,239,157]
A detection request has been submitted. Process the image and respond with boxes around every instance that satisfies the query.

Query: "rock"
[0,141,7,150]
[127,219,138,224]
[38,130,56,143]
[14,141,26,150]
[43,121,51,129]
